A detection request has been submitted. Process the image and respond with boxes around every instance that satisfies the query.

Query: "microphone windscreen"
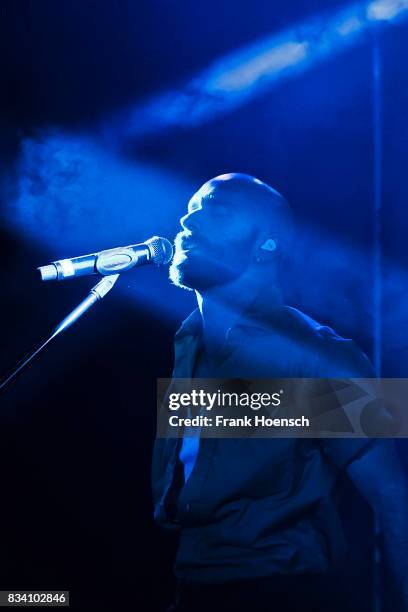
[147,236,174,265]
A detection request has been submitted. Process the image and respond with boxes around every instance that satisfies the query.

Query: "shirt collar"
[175,285,285,341]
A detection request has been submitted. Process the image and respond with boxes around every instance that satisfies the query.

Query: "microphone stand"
[0,274,120,391]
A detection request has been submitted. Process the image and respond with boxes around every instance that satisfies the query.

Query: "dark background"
[0,1,407,610]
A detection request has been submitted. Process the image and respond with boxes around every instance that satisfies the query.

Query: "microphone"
[38,236,173,281]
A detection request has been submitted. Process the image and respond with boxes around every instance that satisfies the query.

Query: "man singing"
[152,173,408,612]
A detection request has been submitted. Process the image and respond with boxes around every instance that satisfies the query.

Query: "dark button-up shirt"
[152,293,375,584]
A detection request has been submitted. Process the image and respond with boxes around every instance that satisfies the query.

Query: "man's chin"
[169,260,218,292]
[169,260,201,291]
[169,261,194,291]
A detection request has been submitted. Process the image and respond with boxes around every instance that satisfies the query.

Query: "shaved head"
[196,173,294,253]
[170,172,294,292]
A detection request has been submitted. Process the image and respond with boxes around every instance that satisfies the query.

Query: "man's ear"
[254,238,277,263]
[260,238,277,253]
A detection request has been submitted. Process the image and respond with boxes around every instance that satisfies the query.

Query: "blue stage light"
[103,1,408,142]
[208,41,309,94]
[3,132,193,323]
[367,0,408,21]
[335,15,364,36]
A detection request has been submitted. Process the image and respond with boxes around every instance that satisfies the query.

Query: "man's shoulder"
[261,305,375,377]
[282,306,344,343]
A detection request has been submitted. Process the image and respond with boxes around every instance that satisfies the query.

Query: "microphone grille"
[146,236,174,265]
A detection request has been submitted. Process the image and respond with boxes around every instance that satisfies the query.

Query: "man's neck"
[195,271,281,356]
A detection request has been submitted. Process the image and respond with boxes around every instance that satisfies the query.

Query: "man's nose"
[180,210,202,233]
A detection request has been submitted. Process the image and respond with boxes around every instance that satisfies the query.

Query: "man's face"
[169,182,260,291]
